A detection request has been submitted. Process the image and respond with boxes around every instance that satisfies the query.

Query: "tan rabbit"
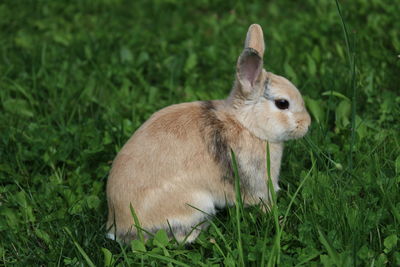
[106,24,311,243]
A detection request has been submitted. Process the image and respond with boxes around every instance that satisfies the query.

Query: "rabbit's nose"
[296,119,306,126]
[297,113,311,127]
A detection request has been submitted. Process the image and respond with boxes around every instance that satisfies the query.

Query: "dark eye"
[275,99,289,110]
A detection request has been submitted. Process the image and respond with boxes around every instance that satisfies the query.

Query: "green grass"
[1,0,399,265]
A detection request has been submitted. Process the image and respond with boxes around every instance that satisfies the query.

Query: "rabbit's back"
[107,101,220,189]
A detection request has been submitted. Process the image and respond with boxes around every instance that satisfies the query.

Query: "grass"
[1,0,399,265]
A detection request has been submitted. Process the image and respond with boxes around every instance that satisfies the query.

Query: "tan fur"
[245,24,265,56]
[106,24,310,243]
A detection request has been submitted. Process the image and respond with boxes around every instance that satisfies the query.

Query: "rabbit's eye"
[275,99,289,110]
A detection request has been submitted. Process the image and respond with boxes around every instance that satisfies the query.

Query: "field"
[0,0,399,265]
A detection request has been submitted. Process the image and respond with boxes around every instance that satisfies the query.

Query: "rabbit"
[106,24,311,243]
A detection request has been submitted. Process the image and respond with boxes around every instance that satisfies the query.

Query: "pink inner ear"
[240,52,262,87]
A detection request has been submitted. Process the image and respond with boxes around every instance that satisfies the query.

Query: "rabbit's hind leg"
[170,220,210,243]
[167,191,215,243]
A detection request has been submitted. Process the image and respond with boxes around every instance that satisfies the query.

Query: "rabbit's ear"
[244,24,265,56]
[236,24,265,97]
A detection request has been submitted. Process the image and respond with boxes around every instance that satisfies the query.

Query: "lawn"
[0,0,399,266]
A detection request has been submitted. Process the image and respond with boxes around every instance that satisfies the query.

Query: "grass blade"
[280,153,315,230]
[318,228,341,265]
[335,0,357,170]
[230,149,245,267]
[265,142,281,267]
[130,204,145,242]
[144,253,190,267]
[64,227,95,267]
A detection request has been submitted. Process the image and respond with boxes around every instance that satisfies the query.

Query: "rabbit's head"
[228,24,311,143]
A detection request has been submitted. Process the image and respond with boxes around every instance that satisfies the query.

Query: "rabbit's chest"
[235,142,283,196]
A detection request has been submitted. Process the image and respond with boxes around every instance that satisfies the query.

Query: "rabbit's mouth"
[287,123,310,140]
[289,112,311,139]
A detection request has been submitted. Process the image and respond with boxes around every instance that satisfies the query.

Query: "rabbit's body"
[106,24,310,243]
[107,100,283,242]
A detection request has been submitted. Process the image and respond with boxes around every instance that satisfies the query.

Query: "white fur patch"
[187,191,216,217]
[106,232,116,240]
